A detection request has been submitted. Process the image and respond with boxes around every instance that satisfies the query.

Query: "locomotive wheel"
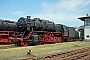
[24,41,28,46]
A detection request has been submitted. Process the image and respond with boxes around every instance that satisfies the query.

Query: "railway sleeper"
[40,51,90,60]
[60,51,90,60]
[32,47,90,60]
[49,50,90,60]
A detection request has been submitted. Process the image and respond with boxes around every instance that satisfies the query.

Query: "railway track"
[21,46,90,60]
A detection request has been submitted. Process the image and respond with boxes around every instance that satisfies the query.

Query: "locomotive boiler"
[0,19,17,31]
[17,16,64,32]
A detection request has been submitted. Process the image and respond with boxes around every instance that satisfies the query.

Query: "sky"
[0,0,90,27]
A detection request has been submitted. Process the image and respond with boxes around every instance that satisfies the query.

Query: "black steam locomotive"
[16,16,78,36]
[0,16,79,46]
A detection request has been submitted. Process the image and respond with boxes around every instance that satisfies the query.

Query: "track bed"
[0,45,16,49]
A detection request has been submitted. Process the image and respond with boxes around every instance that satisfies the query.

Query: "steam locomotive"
[0,19,17,30]
[0,16,79,46]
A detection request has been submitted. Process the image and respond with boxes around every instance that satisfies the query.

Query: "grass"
[0,41,90,60]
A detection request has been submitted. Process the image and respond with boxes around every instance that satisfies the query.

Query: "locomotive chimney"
[86,14,88,17]
[27,16,31,19]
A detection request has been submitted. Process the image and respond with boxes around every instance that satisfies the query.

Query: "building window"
[84,20,90,26]
[86,35,89,38]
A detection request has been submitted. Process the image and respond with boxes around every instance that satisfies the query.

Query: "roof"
[78,16,90,21]
[78,25,84,32]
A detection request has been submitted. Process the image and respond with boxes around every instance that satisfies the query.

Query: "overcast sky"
[0,0,90,27]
